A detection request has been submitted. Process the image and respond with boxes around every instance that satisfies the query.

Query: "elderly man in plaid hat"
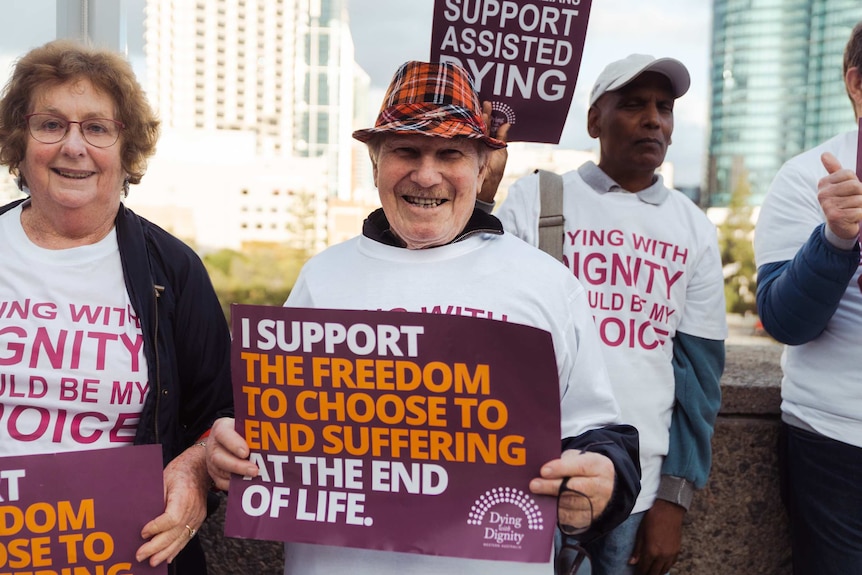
[206,61,640,575]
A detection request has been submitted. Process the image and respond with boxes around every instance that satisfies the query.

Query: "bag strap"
[536,169,565,262]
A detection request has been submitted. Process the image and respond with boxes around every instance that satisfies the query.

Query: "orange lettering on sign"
[0,499,94,536]
[245,420,314,452]
[308,358,489,395]
[319,425,526,465]
[241,352,305,386]
[0,535,51,569]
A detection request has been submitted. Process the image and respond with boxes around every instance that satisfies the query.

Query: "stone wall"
[673,342,791,574]
[199,503,283,575]
[199,339,790,574]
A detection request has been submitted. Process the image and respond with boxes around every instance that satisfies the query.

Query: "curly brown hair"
[0,39,159,190]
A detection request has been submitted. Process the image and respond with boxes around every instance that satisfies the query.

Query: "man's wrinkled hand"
[206,417,259,491]
[478,100,510,204]
[529,448,615,527]
[818,152,862,240]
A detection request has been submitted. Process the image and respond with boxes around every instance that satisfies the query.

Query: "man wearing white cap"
[481,54,728,574]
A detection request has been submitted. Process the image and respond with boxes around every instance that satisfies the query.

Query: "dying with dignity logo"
[466,486,544,550]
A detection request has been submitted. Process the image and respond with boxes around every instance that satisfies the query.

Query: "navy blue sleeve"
[662,333,724,492]
[756,224,859,345]
[562,424,640,541]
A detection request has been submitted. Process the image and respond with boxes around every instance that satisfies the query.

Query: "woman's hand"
[135,443,210,566]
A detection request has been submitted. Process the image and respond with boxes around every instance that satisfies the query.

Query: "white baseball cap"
[589,54,691,107]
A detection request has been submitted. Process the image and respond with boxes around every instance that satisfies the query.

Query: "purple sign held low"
[857,117,862,180]
[0,445,166,574]
[225,305,561,563]
[430,0,593,144]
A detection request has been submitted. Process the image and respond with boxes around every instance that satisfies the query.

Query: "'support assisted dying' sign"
[430,0,593,144]
[224,305,561,563]
[0,445,166,575]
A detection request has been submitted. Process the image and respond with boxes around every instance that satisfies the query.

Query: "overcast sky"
[1,0,712,186]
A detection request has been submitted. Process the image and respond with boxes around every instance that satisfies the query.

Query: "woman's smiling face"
[19,78,125,217]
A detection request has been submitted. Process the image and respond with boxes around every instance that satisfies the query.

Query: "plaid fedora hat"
[353,61,506,149]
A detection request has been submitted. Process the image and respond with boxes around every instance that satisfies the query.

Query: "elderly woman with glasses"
[0,40,232,573]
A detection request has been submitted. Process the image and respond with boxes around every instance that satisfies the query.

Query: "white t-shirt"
[0,203,148,455]
[282,231,621,575]
[497,168,727,513]
[754,129,862,447]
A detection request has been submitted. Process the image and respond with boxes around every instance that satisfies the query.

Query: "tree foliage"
[200,182,324,323]
[202,243,311,323]
[718,176,757,314]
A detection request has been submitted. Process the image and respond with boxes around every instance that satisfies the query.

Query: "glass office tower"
[146,0,355,198]
[706,0,862,207]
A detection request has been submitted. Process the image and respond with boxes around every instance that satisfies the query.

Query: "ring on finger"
[185,524,196,538]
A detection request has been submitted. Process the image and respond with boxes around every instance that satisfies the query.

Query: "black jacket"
[1,199,234,574]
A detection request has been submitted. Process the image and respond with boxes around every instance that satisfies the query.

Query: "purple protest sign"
[857,117,862,180]
[0,445,165,574]
[430,0,593,144]
[225,304,561,563]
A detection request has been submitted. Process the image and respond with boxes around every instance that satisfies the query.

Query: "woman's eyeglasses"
[25,113,124,148]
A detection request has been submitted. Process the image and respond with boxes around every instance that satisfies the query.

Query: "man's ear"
[476,156,489,191]
[371,160,379,188]
[479,151,490,178]
[846,66,862,118]
[587,106,601,139]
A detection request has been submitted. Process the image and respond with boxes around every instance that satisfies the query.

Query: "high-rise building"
[146,0,297,156]
[146,0,356,170]
[296,0,356,203]
[706,1,862,207]
[139,0,368,250]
